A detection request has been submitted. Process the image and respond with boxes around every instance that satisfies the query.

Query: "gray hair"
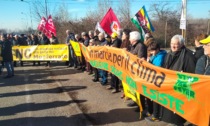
[130,31,141,41]
[98,32,105,38]
[88,30,94,35]
[171,35,185,45]
[89,39,95,43]
[81,32,86,36]
[75,34,80,38]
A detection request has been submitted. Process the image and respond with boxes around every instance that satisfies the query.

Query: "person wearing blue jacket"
[145,41,167,122]
[148,43,167,67]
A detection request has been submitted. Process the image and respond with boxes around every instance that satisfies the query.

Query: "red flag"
[37,15,56,38]
[37,17,47,33]
[45,15,57,38]
[100,8,121,35]
[37,17,50,38]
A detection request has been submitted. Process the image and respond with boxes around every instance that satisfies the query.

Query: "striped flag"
[131,17,145,42]
[131,6,154,41]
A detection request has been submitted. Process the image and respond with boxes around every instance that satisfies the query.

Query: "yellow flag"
[122,81,142,112]
[70,40,81,56]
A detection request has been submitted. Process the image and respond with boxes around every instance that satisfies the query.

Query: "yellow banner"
[122,81,141,109]
[12,44,69,61]
[81,44,210,126]
[70,40,81,56]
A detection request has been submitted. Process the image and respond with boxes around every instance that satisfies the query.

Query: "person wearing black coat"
[161,35,196,125]
[0,34,14,78]
[195,35,210,75]
[40,33,50,67]
[106,32,122,93]
[127,31,149,117]
[194,33,208,61]
[31,34,41,66]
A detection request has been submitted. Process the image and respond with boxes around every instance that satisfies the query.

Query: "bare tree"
[117,0,133,29]
[31,0,51,21]
[149,2,180,47]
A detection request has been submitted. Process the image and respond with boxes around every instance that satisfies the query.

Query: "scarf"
[164,46,186,71]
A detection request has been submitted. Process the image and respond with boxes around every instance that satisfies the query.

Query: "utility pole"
[165,20,168,48]
[45,0,48,18]
[21,0,33,31]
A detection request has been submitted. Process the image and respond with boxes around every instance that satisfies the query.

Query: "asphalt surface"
[0,62,181,126]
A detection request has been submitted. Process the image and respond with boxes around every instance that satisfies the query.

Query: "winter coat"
[194,46,204,61]
[130,42,147,59]
[83,38,89,47]
[149,50,167,67]
[40,36,50,45]
[161,46,196,125]
[120,39,131,51]
[195,55,210,75]
[163,46,196,73]
[111,38,122,48]
[100,38,107,46]
[1,39,13,62]
[66,33,75,47]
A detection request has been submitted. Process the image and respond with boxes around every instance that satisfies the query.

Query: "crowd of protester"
[64,28,210,125]
[1,29,210,125]
[0,32,59,78]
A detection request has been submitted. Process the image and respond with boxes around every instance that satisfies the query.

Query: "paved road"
[0,62,179,126]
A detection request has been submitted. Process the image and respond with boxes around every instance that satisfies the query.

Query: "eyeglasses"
[203,44,210,47]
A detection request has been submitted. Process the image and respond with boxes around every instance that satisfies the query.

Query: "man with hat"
[195,35,210,75]
[106,32,122,93]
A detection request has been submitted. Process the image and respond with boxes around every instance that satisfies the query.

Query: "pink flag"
[100,8,121,35]
[37,15,56,38]
[37,17,47,33]
[45,15,56,38]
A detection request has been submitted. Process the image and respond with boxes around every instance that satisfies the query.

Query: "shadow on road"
[80,108,140,125]
[0,65,83,87]
[0,100,86,116]
[0,86,87,98]
[0,116,89,126]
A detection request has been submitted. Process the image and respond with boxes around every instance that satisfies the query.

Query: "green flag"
[131,16,145,42]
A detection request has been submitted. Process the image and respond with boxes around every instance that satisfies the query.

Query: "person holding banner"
[31,34,41,66]
[50,33,59,44]
[75,34,85,71]
[195,35,210,75]
[193,33,208,61]
[119,29,131,98]
[127,31,148,115]
[161,35,196,125]
[144,41,167,122]
[40,33,51,67]
[106,32,122,93]
[98,32,108,85]
[19,34,28,66]
[13,35,21,67]
[66,30,77,68]
[83,32,92,74]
